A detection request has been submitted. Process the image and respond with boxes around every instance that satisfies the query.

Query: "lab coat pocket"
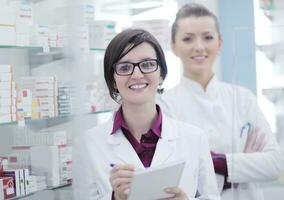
[89,180,108,199]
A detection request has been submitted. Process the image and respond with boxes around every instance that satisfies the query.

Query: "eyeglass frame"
[113,59,159,76]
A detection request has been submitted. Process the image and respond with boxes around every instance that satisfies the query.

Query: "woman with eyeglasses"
[159,3,284,200]
[73,29,220,200]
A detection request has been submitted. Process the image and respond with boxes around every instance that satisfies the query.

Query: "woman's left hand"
[162,187,188,200]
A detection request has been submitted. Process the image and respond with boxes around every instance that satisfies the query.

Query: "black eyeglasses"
[113,59,159,76]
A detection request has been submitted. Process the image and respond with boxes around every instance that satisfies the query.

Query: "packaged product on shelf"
[15,22,31,47]
[28,175,47,192]
[58,145,72,184]
[2,169,21,196]
[57,84,73,116]
[30,24,49,48]
[0,65,13,73]
[23,168,30,195]
[0,1,16,46]
[0,177,15,199]
[0,2,16,25]
[79,25,90,52]
[0,81,15,91]
[0,114,16,124]
[0,73,13,82]
[83,2,95,24]
[19,76,58,119]
[0,158,4,176]
[7,148,30,170]
[16,89,33,120]
[13,130,67,147]
[0,65,17,124]
[0,25,16,46]
[0,98,15,107]
[30,145,60,187]
[2,166,32,196]
[88,20,117,49]
[48,24,68,48]
[30,145,72,187]
[9,0,34,26]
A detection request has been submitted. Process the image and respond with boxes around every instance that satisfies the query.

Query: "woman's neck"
[121,102,157,141]
[184,71,213,91]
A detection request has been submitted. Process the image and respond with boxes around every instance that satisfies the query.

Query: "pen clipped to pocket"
[239,122,252,151]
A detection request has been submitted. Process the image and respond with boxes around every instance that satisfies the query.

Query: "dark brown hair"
[172,3,221,43]
[104,29,167,102]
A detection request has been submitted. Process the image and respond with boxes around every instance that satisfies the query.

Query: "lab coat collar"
[107,114,179,168]
[181,75,219,97]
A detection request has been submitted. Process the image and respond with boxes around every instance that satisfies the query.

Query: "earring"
[157,82,164,94]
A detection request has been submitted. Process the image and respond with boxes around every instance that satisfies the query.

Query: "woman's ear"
[218,37,223,50]
[159,76,164,85]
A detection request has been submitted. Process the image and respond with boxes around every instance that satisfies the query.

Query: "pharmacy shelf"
[0,110,113,127]
[90,48,105,52]
[0,45,105,52]
[257,43,284,61]
[263,87,284,103]
[88,110,112,115]
[9,183,72,200]
[0,45,42,50]
[0,116,71,127]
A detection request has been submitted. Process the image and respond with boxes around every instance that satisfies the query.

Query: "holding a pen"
[109,164,135,200]
[73,28,219,200]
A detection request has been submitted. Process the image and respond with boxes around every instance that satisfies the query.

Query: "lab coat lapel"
[107,129,144,168]
[151,116,178,167]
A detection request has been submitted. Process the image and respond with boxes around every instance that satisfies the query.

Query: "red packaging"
[0,177,16,199]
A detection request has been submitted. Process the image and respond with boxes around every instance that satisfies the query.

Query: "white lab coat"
[158,76,284,200]
[73,114,220,200]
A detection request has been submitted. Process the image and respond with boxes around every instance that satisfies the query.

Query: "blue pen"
[110,163,116,168]
[240,122,251,137]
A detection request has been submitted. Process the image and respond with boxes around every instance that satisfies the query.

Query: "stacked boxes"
[13,131,67,147]
[17,89,33,120]
[28,175,46,192]
[0,159,15,199]
[0,0,34,46]
[48,25,68,48]
[12,0,34,46]
[10,130,72,187]
[88,20,116,49]
[83,3,95,24]
[57,85,73,116]
[30,145,72,187]
[0,65,17,124]
[11,130,67,171]
[30,24,49,49]
[132,19,171,50]
[19,76,58,119]
[0,3,16,46]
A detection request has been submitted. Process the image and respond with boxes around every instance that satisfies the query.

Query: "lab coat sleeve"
[196,133,221,200]
[226,89,284,183]
[72,134,112,200]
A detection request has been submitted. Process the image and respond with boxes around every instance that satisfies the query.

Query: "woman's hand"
[109,164,135,200]
[161,187,188,200]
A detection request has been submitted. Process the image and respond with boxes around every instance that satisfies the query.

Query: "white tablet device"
[127,160,186,200]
